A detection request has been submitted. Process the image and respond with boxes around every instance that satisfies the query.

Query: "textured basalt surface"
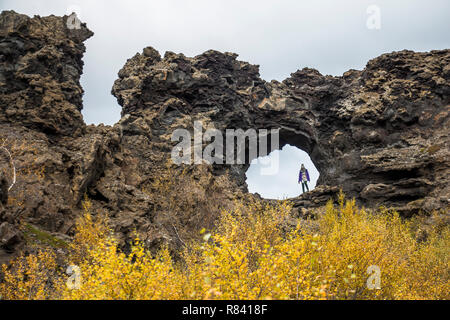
[0,11,449,263]
[112,45,450,215]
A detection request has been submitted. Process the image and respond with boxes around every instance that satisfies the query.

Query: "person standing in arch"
[298,163,310,193]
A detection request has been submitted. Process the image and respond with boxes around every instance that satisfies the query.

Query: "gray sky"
[2,0,449,199]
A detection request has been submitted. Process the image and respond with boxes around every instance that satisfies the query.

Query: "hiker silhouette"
[298,163,310,194]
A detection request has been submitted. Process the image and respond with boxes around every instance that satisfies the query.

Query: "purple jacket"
[299,169,310,183]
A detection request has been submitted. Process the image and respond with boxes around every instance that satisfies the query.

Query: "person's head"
[301,163,305,170]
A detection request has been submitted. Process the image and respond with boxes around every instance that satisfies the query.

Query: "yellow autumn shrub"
[181,200,295,300]
[0,249,64,300]
[1,191,448,300]
[180,192,446,300]
[63,236,183,300]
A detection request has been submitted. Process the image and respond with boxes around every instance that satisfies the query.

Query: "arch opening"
[245,145,320,200]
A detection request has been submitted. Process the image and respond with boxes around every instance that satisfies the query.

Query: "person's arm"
[306,169,310,182]
[298,170,301,183]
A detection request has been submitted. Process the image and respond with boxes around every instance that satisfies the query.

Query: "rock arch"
[112,45,449,215]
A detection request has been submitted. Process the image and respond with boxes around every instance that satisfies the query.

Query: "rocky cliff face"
[0,10,93,136]
[0,11,449,263]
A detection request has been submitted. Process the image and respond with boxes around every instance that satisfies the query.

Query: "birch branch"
[0,144,16,191]
[171,222,186,247]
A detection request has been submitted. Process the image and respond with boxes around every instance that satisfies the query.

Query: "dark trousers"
[302,181,309,193]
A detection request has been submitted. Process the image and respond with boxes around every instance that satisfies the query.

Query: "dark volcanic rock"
[0,11,449,262]
[0,10,93,136]
[113,46,450,216]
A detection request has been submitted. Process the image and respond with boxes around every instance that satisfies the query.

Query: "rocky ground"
[0,11,449,264]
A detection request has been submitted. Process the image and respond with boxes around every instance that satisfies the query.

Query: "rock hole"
[245,145,320,200]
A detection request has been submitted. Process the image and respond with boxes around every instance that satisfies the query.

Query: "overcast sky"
[1,1,449,199]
